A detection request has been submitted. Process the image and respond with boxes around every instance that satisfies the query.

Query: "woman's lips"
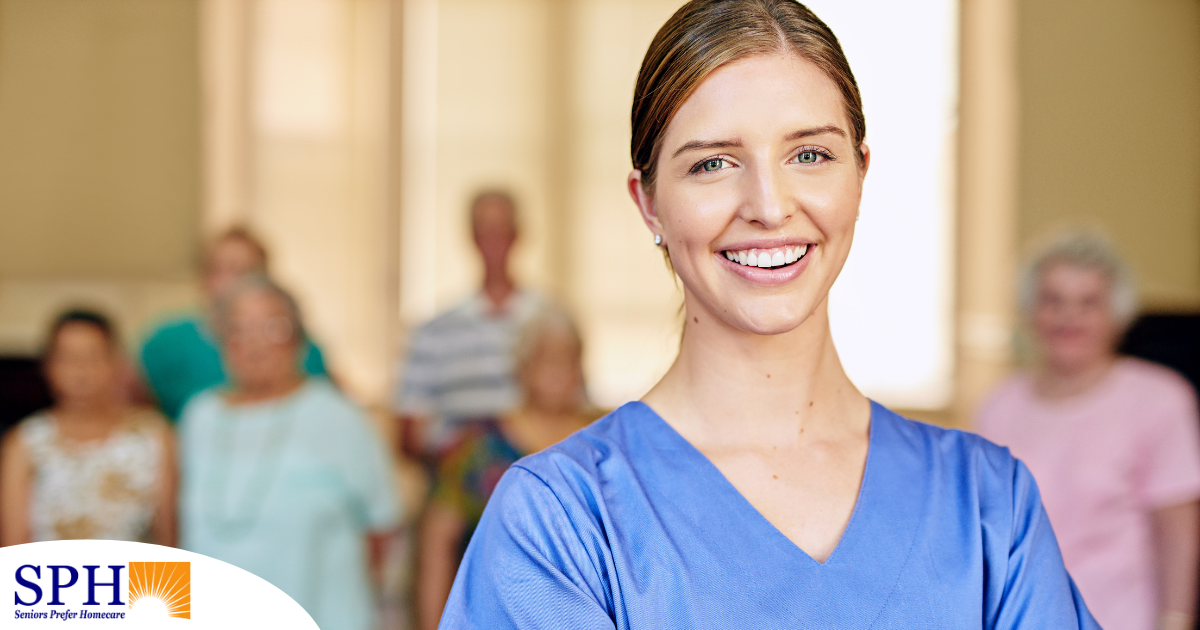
[717,244,812,286]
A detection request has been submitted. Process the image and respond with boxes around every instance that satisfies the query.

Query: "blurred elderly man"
[976,232,1200,630]
[139,227,329,420]
[415,307,597,630]
[395,190,541,458]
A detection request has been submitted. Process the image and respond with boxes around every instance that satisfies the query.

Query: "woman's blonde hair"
[1018,230,1139,325]
[631,0,865,193]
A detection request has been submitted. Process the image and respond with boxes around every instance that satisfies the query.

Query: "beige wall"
[561,0,690,406]
[0,0,201,280]
[1018,0,1200,311]
[201,0,396,405]
[955,0,1020,426]
[0,0,201,355]
[2,0,1196,420]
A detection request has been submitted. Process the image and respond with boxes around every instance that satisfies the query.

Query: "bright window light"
[807,0,959,409]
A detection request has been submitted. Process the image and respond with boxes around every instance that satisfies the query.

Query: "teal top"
[179,379,401,630]
[140,313,328,420]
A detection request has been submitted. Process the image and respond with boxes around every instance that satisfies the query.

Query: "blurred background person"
[976,232,1200,630]
[139,227,330,422]
[178,275,399,630]
[0,309,176,546]
[416,307,596,630]
[395,190,542,459]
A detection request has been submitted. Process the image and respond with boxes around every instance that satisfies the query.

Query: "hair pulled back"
[631,0,865,192]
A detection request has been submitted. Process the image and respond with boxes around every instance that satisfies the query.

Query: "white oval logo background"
[1,540,317,628]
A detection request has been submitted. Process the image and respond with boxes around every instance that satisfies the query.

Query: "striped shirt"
[395,291,541,449]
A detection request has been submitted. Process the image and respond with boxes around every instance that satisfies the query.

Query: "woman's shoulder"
[292,380,389,450]
[508,403,643,482]
[11,411,55,448]
[178,387,226,423]
[479,404,646,528]
[120,407,173,444]
[140,312,206,347]
[295,377,348,405]
[14,410,53,432]
[873,403,1021,488]
[1113,357,1195,400]
[295,379,370,423]
[974,372,1036,416]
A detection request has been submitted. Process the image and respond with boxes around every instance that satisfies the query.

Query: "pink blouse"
[977,358,1200,630]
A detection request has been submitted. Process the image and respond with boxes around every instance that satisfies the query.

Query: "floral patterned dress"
[20,410,165,542]
[431,420,524,558]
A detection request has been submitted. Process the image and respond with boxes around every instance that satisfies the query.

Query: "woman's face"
[520,332,584,415]
[1032,262,1121,372]
[222,291,301,390]
[46,322,118,405]
[204,237,265,301]
[630,53,867,335]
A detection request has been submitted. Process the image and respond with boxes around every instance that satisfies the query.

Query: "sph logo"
[2,540,318,628]
[14,561,190,620]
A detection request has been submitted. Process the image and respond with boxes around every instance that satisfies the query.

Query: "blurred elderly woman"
[0,310,176,546]
[976,232,1200,630]
[178,275,399,630]
[140,227,331,421]
[416,308,597,630]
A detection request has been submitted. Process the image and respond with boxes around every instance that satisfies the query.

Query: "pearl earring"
[654,234,663,246]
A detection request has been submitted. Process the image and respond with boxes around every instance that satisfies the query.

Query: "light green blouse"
[179,380,400,630]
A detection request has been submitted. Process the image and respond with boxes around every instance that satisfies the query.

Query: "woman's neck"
[643,297,868,449]
[53,397,125,440]
[227,373,306,405]
[1035,353,1118,400]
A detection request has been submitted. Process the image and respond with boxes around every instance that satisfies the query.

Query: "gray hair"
[513,306,583,371]
[212,273,306,343]
[1017,231,1139,325]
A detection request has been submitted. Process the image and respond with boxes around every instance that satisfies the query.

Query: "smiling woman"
[437,2,1099,628]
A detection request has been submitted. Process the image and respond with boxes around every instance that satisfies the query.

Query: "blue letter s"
[14,565,42,606]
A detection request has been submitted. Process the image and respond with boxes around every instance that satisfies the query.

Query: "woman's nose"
[738,163,793,230]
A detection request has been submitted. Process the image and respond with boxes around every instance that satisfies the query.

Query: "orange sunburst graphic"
[128,562,191,619]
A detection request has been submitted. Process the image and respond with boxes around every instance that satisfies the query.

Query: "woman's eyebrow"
[671,139,742,158]
[784,125,846,141]
[671,125,848,159]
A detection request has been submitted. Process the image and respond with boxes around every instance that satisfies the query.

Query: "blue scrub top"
[440,401,1099,629]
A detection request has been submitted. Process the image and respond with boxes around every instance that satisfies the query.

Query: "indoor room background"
[0,0,1197,429]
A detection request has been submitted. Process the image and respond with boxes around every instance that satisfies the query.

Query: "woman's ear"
[857,141,871,180]
[627,170,663,238]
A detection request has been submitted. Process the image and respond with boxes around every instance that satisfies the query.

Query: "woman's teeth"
[722,245,809,269]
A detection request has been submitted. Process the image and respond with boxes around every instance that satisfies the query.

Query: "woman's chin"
[724,305,814,337]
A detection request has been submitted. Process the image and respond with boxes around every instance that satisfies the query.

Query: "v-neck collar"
[627,400,876,566]
[615,400,926,619]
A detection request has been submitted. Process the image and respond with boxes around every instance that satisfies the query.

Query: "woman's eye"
[702,158,726,172]
[796,151,821,164]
